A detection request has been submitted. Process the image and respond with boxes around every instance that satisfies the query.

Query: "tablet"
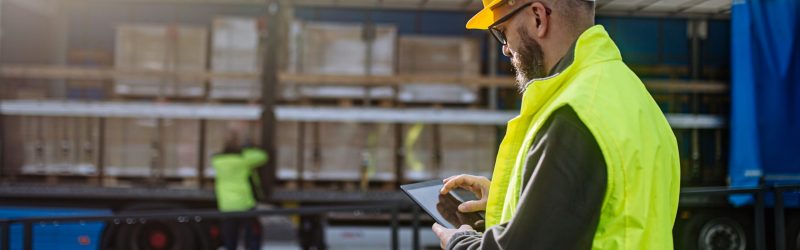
[401,180,485,230]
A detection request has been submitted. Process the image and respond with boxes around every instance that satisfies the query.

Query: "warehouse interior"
[0,0,798,249]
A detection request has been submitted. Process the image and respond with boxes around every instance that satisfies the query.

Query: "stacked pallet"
[403,124,496,180]
[15,117,98,176]
[273,21,497,186]
[210,17,262,100]
[275,121,396,182]
[284,21,397,101]
[114,24,208,98]
[397,36,481,104]
[104,118,199,178]
[274,121,496,183]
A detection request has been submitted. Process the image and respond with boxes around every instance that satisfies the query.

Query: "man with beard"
[432,0,680,249]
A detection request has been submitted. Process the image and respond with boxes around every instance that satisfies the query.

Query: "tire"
[189,221,215,250]
[675,210,752,250]
[115,220,197,250]
[100,223,121,250]
[785,214,800,250]
[110,203,200,250]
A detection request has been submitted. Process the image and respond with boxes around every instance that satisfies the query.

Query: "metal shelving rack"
[0,0,732,202]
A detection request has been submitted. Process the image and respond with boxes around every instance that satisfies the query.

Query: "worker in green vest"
[213,130,268,250]
[432,0,680,249]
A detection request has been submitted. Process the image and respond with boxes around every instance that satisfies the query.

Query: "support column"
[260,0,283,200]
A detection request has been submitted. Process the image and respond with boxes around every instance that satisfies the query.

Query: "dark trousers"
[299,215,327,250]
[222,217,262,250]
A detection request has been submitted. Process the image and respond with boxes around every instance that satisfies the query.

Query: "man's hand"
[440,175,491,212]
[432,223,475,249]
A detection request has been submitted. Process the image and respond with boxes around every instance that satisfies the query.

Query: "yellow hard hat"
[466,0,506,30]
[466,0,596,30]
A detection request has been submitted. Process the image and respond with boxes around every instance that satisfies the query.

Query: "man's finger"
[441,175,465,193]
[441,176,472,194]
[458,200,486,213]
[458,224,474,231]
[432,223,445,237]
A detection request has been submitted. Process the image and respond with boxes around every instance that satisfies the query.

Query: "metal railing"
[680,184,800,250]
[2,185,800,250]
[0,203,411,250]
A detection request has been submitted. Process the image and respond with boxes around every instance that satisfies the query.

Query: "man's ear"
[530,2,549,38]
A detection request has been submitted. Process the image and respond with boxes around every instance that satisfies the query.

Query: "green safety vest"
[485,25,680,249]
[212,148,268,212]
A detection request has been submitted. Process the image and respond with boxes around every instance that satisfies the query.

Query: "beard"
[510,26,547,93]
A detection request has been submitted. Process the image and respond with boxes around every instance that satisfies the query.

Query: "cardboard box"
[404,124,496,180]
[105,118,199,177]
[161,119,200,177]
[114,24,208,98]
[104,118,155,177]
[210,17,261,100]
[274,121,396,181]
[17,116,44,174]
[397,36,481,103]
[274,121,313,180]
[285,21,397,100]
[17,116,94,175]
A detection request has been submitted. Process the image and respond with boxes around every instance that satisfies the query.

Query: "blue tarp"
[730,0,800,206]
[0,206,111,250]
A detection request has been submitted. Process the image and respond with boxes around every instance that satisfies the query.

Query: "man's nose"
[502,45,512,58]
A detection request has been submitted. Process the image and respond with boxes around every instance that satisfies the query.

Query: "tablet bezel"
[401,180,484,230]
[401,180,456,228]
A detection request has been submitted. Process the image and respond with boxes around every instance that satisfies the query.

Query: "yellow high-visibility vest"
[212,148,268,212]
[485,25,680,249]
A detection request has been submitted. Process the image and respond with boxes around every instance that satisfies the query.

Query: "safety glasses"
[488,2,551,45]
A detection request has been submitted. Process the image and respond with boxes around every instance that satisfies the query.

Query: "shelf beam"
[0,65,728,93]
[0,100,727,129]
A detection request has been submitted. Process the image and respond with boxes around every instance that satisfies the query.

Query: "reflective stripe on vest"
[485,25,681,249]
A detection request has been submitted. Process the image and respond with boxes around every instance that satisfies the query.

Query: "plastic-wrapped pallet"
[315,122,395,181]
[42,117,63,174]
[20,117,46,174]
[114,24,208,98]
[161,119,200,177]
[274,121,313,180]
[274,121,395,182]
[404,124,496,181]
[105,118,200,178]
[440,125,496,177]
[76,118,99,174]
[104,118,156,177]
[285,21,397,100]
[210,17,261,100]
[397,36,481,104]
[48,117,97,175]
[17,117,96,176]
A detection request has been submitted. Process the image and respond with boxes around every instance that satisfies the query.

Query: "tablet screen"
[401,180,484,230]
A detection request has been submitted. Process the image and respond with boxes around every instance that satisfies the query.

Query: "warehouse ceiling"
[70,0,731,18]
[595,0,731,17]
[291,0,731,18]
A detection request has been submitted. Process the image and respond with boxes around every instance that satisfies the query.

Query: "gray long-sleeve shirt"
[446,105,607,250]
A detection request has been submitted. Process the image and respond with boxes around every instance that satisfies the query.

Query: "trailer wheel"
[115,221,197,250]
[698,217,747,250]
[785,215,800,250]
[189,221,218,250]
[676,211,751,250]
[102,203,214,250]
